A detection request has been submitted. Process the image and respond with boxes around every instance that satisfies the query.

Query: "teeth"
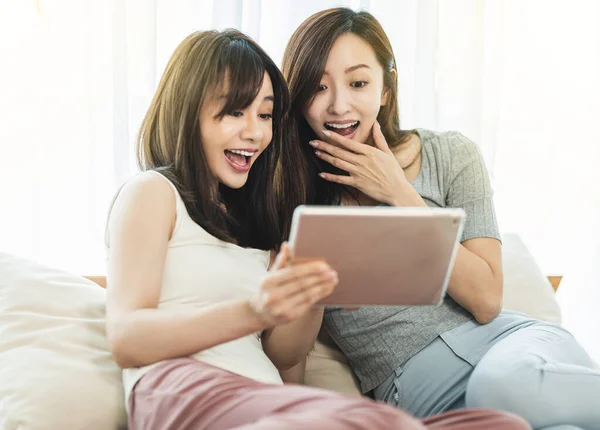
[228,149,255,157]
[326,121,358,129]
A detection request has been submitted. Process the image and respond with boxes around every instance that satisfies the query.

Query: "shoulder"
[418,129,485,177]
[107,171,177,245]
[418,129,481,160]
[115,171,177,213]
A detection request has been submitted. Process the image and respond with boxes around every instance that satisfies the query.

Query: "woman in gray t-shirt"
[280,7,600,430]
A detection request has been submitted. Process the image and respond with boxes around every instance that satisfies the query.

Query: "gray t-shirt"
[323,129,501,393]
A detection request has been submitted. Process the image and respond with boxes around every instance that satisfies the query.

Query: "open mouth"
[224,149,256,172]
[324,121,359,137]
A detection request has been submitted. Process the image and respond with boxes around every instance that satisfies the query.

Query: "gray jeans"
[372,310,600,430]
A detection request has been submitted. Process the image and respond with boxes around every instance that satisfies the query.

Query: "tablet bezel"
[288,205,466,306]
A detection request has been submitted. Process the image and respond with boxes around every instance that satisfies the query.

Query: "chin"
[219,174,249,190]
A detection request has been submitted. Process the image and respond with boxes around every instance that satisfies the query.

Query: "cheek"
[304,99,325,125]
[357,89,383,118]
[263,123,273,146]
[200,120,229,160]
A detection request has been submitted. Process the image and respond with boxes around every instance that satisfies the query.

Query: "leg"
[129,358,427,430]
[129,358,530,430]
[422,409,530,430]
[372,336,475,417]
[466,323,600,429]
[236,409,531,430]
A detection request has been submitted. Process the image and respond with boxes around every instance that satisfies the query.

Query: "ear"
[381,68,397,107]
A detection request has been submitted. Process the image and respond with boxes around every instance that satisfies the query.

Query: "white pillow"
[501,233,562,323]
[0,253,127,430]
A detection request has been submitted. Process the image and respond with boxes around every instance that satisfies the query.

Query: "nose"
[240,114,263,143]
[327,86,352,116]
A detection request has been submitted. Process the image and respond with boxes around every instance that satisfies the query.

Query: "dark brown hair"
[279,8,414,234]
[137,29,289,250]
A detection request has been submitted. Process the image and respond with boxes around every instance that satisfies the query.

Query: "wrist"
[391,181,427,207]
[307,306,325,320]
[242,299,272,332]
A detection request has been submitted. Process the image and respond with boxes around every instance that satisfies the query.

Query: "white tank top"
[116,171,283,401]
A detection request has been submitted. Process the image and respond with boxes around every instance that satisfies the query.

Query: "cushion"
[304,233,562,396]
[501,233,561,323]
[0,253,127,430]
[304,330,361,397]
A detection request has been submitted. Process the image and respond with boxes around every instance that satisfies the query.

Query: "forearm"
[108,299,266,369]
[390,181,428,207]
[261,307,324,371]
[279,358,307,384]
[446,245,502,323]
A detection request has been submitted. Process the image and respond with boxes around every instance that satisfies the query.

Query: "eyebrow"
[323,64,371,75]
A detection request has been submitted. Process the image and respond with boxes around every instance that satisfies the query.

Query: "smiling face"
[303,33,389,145]
[199,72,274,189]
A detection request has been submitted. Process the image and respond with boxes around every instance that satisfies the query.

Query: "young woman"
[281,8,600,430]
[104,29,527,430]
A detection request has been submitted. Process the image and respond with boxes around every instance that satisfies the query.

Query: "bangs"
[213,39,266,118]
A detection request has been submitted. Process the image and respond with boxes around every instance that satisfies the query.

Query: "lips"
[324,121,359,137]
[224,149,257,173]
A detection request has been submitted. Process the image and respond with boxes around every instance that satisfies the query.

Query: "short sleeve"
[446,133,501,242]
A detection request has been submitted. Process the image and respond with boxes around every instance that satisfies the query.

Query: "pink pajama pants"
[129,358,530,430]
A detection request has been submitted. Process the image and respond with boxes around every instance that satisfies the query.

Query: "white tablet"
[288,205,465,306]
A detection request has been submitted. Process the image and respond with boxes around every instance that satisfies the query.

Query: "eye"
[350,81,368,88]
[316,84,327,92]
[259,113,273,120]
[229,111,243,117]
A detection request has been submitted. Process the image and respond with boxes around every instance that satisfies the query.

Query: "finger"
[343,306,361,312]
[372,121,392,154]
[318,172,356,186]
[264,261,332,289]
[320,129,370,155]
[314,150,357,173]
[310,140,362,164]
[271,242,290,271]
[269,281,337,320]
[264,270,338,304]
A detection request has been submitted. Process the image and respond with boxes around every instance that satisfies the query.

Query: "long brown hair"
[137,29,289,250]
[279,8,414,234]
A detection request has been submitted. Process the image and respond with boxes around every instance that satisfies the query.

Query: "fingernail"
[314,150,321,156]
[318,173,326,179]
[309,140,318,147]
[322,129,331,137]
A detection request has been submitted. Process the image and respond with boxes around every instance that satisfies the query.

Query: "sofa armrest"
[548,276,562,292]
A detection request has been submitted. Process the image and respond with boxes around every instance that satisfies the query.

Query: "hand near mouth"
[309,122,426,207]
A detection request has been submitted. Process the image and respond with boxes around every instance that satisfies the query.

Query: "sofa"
[0,233,562,429]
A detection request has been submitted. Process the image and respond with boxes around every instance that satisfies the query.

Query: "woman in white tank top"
[104,29,530,430]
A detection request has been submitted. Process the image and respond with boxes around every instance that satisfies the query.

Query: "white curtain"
[1,0,598,357]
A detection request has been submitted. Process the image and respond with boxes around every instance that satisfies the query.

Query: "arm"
[310,126,502,322]
[441,135,503,323]
[279,357,307,384]
[106,173,267,369]
[445,238,502,324]
[390,136,502,323]
[391,181,502,323]
[261,308,324,371]
[260,247,334,371]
